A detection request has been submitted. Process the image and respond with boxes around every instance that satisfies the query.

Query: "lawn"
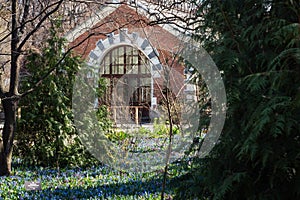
[0,161,179,200]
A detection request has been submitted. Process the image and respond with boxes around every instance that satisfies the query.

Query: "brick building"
[67,2,196,124]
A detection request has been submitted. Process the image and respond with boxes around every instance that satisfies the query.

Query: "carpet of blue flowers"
[0,163,177,200]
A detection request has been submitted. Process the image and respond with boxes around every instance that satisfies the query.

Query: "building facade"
[67,2,195,125]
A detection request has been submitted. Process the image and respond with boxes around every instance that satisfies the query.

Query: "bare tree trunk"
[161,70,173,200]
[0,99,17,176]
[0,0,19,176]
[0,0,87,176]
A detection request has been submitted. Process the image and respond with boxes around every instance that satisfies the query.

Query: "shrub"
[16,28,100,168]
[174,0,300,199]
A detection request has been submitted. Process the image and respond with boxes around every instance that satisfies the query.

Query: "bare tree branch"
[20,15,138,98]
[17,0,64,52]
[19,0,30,34]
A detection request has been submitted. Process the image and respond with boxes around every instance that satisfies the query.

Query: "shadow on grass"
[24,176,175,199]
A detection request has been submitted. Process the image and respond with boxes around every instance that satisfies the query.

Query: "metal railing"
[110,105,150,125]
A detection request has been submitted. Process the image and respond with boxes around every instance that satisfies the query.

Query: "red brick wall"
[69,4,185,104]
[69,5,181,59]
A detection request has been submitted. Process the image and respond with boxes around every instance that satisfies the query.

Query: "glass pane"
[127,63,132,72]
[114,58,119,65]
[105,64,110,74]
[132,65,138,74]
[140,64,145,74]
[105,55,110,65]
[119,65,124,74]
[112,64,117,74]
[119,46,124,57]
[119,55,124,65]
[112,50,118,65]
[132,48,138,56]
[142,86,151,102]
[133,56,138,65]
[126,55,132,65]
[129,46,134,55]
[104,56,110,74]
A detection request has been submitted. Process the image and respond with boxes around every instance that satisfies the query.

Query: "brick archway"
[87,29,162,124]
[87,29,162,76]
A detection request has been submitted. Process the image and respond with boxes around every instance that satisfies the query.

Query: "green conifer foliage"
[16,27,98,168]
[174,0,300,199]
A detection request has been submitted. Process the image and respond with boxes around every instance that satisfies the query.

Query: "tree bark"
[0,0,19,176]
[0,99,17,176]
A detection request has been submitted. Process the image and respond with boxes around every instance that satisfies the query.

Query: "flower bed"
[0,164,174,199]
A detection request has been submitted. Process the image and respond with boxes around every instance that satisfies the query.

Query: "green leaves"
[173,0,300,199]
[15,26,94,168]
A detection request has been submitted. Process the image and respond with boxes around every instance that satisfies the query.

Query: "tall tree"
[0,0,66,176]
[0,0,109,176]
[174,0,300,199]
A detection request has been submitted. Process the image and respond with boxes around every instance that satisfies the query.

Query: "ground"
[0,158,187,199]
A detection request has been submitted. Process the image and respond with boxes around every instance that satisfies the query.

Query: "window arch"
[100,45,152,123]
[101,45,151,75]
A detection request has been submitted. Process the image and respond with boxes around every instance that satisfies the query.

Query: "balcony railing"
[110,105,150,125]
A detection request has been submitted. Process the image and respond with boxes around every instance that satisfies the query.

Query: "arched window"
[102,45,151,75]
[100,45,152,123]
